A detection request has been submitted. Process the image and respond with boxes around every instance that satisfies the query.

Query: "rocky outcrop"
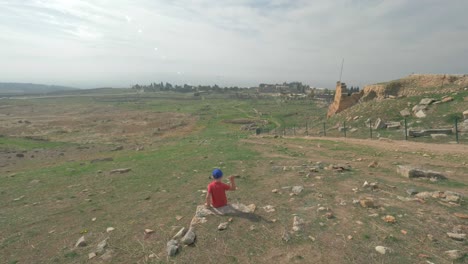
[327,74,468,117]
[327,82,363,117]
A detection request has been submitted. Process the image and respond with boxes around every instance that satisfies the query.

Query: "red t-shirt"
[207,181,231,208]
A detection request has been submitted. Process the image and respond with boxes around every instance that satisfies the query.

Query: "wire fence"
[256,117,467,144]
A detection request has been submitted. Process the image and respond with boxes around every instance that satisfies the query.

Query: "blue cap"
[212,168,223,179]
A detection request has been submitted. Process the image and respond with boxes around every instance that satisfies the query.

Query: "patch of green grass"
[64,251,78,259]
[0,136,70,151]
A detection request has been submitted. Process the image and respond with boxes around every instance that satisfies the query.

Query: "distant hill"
[0,82,78,95]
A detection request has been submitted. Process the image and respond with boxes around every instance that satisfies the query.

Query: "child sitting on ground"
[205,168,236,208]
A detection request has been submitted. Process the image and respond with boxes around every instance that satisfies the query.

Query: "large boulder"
[412,104,427,113]
[397,165,446,179]
[408,129,452,137]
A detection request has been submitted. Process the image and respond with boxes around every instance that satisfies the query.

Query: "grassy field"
[0,92,467,263]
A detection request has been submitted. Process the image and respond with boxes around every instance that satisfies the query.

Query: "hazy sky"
[1,0,467,88]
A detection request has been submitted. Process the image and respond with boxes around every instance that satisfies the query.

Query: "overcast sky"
[1,0,467,88]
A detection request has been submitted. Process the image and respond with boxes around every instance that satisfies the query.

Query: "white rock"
[444,250,464,260]
[88,252,97,259]
[106,227,115,233]
[218,222,229,231]
[375,246,390,254]
[172,227,186,240]
[96,239,108,254]
[263,205,276,213]
[291,186,304,195]
[75,236,87,247]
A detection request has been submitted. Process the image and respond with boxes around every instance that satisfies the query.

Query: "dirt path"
[295,136,468,156]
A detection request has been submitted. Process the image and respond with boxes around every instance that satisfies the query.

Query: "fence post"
[369,120,373,139]
[283,127,286,136]
[323,122,326,137]
[293,126,296,135]
[343,121,347,138]
[455,117,459,144]
[306,121,308,136]
[404,118,408,140]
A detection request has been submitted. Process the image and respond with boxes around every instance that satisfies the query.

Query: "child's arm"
[228,176,237,191]
[205,192,212,207]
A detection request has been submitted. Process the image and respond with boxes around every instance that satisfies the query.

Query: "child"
[205,168,236,208]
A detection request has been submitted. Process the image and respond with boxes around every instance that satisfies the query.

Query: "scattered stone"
[106,227,115,233]
[406,189,418,195]
[110,168,131,174]
[100,249,114,261]
[415,192,432,199]
[88,252,97,259]
[409,129,453,137]
[317,207,328,212]
[181,227,196,245]
[431,134,448,139]
[92,217,97,222]
[144,229,154,235]
[463,110,468,120]
[271,189,278,193]
[282,231,291,242]
[375,246,391,255]
[96,239,108,254]
[443,191,461,203]
[29,179,40,185]
[13,195,25,201]
[368,161,378,168]
[263,205,276,213]
[218,222,229,231]
[401,230,407,235]
[175,215,183,221]
[445,250,464,260]
[111,146,123,151]
[415,110,426,118]
[324,212,334,219]
[75,236,87,247]
[441,96,454,103]
[90,157,114,163]
[347,235,353,240]
[447,232,466,241]
[396,165,446,179]
[173,227,186,240]
[359,198,375,208]
[249,225,256,231]
[419,98,435,105]
[373,118,386,129]
[292,216,304,232]
[291,186,304,195]
[400,109,411,117]
[382,215,396,223]
[454,213,468,219]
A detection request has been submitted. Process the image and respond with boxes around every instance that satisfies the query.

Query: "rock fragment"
[75,236,87,247]
[375,246,391,255]
[96,239,108,254]
[218,222,229,231]
[181,227,196,245]
[445,250,465,260]
[166,240,179,257]
[291,186,304,195]
[447,232,466,241]
[110,168,131,174]
[172,227,186,240]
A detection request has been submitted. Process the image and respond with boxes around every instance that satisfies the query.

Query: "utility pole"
[339,58,344,83]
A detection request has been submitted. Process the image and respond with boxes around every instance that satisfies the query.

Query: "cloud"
[0,0,467,88]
